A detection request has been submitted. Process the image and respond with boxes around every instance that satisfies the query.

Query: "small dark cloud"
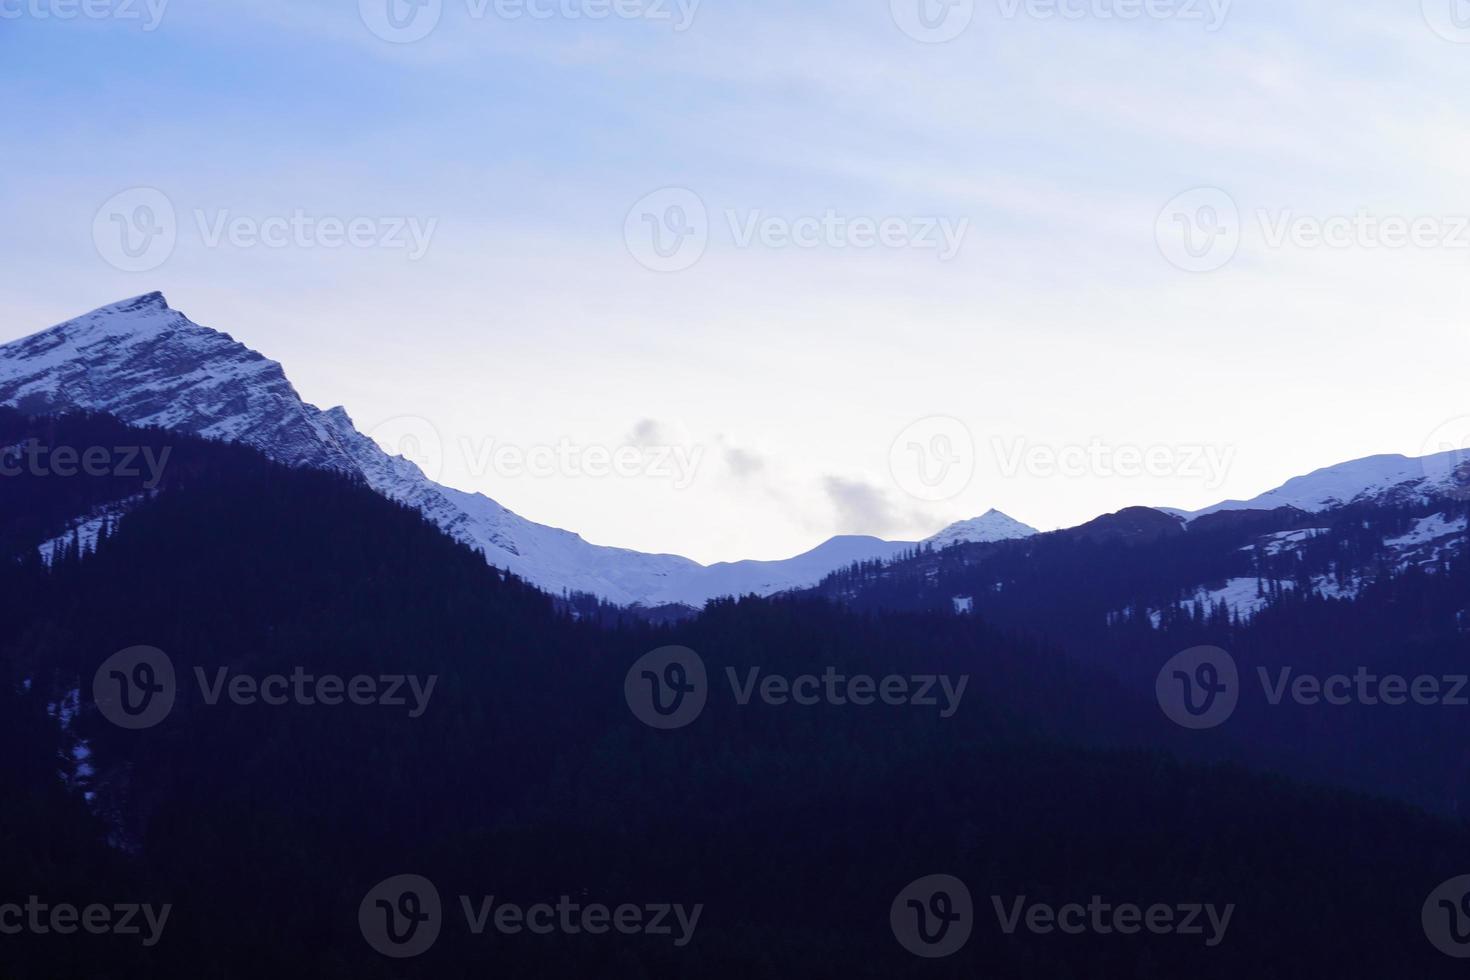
[823,476,913,537]
[627,419,671,447]
[724,446,765,479]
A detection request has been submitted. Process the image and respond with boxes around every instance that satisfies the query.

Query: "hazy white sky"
[3,0,1469,563]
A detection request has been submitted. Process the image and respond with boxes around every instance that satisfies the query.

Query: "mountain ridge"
[0,294,1032,605]
[1169,447,1469,521]
[9,294,1462,604]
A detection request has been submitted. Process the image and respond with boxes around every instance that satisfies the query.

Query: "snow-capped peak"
[925,509,1039,548]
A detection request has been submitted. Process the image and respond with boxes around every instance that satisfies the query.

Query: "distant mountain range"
[0,294,1044,605]
[2,295,1466,606]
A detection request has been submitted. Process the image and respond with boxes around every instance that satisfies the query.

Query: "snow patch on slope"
[37,496,147,565]
[1387,512,1467,550]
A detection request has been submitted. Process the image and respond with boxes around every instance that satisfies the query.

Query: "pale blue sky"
[4,0,1469,562]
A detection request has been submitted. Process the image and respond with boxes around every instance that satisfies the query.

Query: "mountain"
[922,508,1037,548]
[641,535,913,606]
[0,294,1021,606]
[1173,449,1470,521]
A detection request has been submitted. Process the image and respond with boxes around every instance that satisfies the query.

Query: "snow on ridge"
[1178,450,1469,521]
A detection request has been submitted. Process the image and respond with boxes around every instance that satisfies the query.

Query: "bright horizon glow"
[3,1,1469,564]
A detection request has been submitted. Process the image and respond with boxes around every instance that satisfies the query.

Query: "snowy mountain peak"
[0,293,356,470]
[101,291,171,316]
[925,509,1039,548]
